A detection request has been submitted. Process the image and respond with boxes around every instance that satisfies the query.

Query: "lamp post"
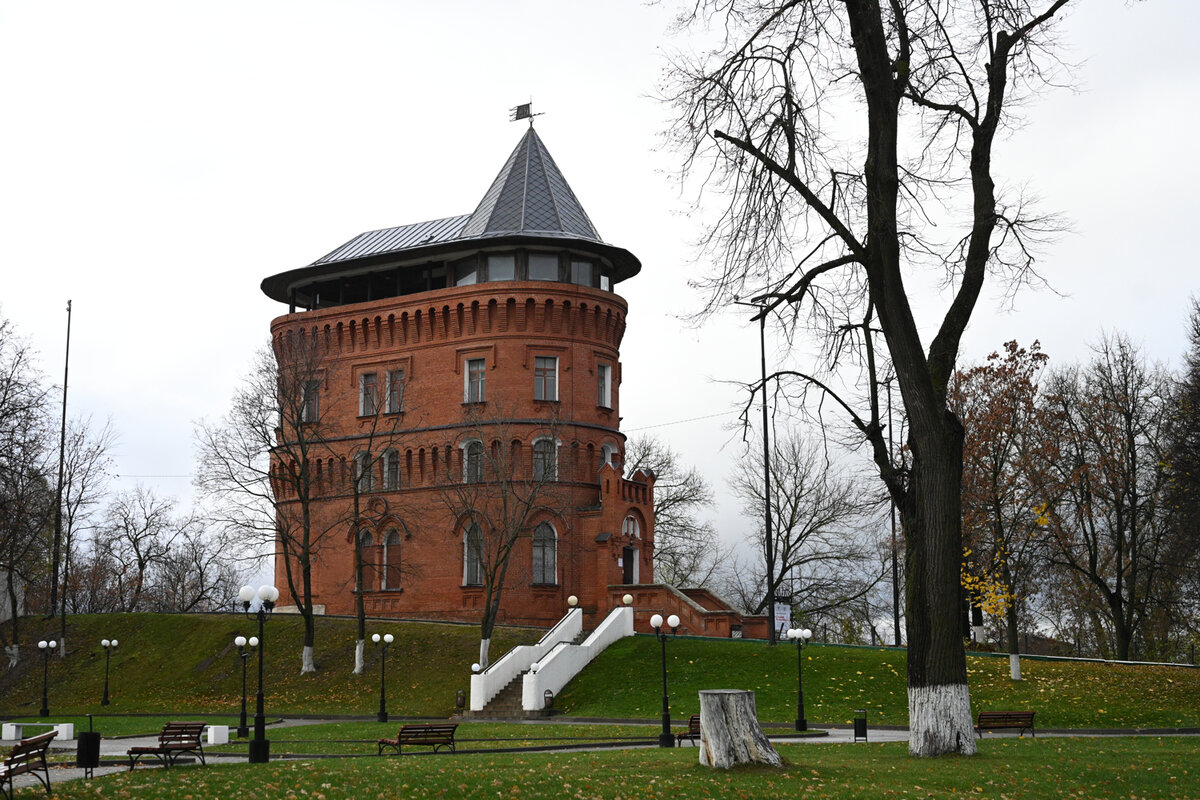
[38,640,57,717]
[786,627,813,731]
[100,638,118,706]
[372,633,394,723]
[238,584,279,763]
[234,635,256,738]
[650,613,680,747]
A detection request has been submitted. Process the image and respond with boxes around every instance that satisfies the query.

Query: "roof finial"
[510,100,542,128]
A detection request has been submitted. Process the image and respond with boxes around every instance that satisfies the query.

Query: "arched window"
[532,439,557,482]
[382,529,402,590]
[532,522,556,585]
[357,530,376,591]
[353,451,374,493]
[383,449,401,490]
[622,515,640,539]
[464,524,484,586]
[464,441,484,483]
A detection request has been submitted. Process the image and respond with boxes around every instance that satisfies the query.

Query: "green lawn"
[19,737,1200,799]
[0,613,540,718]
[556,636,1200,728]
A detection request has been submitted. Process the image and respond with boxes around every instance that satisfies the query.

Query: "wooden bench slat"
[974,711,1035,738]
[675,714,701,746]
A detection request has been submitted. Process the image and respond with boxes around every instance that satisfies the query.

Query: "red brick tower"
[260,127,655,628]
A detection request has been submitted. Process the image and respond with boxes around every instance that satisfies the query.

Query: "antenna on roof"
[510,100,542,127]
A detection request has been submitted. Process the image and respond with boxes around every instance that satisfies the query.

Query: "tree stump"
[698,690,782,769]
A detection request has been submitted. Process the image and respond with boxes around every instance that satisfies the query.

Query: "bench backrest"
[4,731,57,768]
[399,724,457,736]
[159,722,206,746]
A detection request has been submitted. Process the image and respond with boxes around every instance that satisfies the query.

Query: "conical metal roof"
[460,126,601,241]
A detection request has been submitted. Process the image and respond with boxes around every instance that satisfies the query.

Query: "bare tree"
[52,415,116,653]
[146,523,243,613]
[1037,335,1181,661]
[195,339,338,674]
[664,0,1074,754]
[624,435,723,588]
[0,315,53,668]
[729,430,879,628]
[97,486,188,612]
[441,406,569,668]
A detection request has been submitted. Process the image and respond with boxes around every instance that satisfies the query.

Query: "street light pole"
[234,635,255,738]
[786,628,813,730]
[239,584,278,763]
[372,633,394,723]
[100,638,118,706]
[38,640,57,717]
[651,613,680,747]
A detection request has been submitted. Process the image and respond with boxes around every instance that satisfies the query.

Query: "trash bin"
[853,709,868,743]
[77,732,101,778]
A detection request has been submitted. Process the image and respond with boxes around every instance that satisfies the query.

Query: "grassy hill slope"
[3,614,1197,729]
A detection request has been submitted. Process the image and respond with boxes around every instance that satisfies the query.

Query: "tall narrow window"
[601,442,619,469]
[597,363,612,408]
[465,358,486,403]
[464,524,484,586]
[359,372,378,416]
[623,515,640,539]
[383,529,402,590]
[383,449,401,490]
[353,451,374,493]
[532,522,556,585]
[385,369,405,414]
[465,441,484,483]
[301,380,320,423]
[357,530,376,591]
[534,356,558,401]
[533,439,557,482]
[571,260,593,287]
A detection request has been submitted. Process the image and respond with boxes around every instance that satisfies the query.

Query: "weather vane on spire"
[510,100,542,127]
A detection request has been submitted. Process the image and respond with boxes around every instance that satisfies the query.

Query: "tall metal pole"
[251,608,268,762]
[377,640,389,723]
[887,380,901,647]
[102,647,111,706]
[657,630,673,747]
[49,300,72,618]
[795,637,807,731]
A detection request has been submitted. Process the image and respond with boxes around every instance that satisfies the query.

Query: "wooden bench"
[675,714,701,747]
[127,721,207,770]
[1,730,57,800]
[377,723,458,755]
[974,710,1035,738]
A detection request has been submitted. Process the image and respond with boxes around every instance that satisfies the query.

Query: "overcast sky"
[2,0,1197,561]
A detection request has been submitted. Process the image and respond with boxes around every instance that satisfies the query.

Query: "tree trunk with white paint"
[301,644,315,674]
[1009,654,1021,681]
[4,644,17,669]
[478,638,491,670]
[353,639,365,674]
[697,690,782,769]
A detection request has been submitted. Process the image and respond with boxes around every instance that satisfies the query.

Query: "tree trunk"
[4,644,17,669]
[1003,562,1021,680]
[904,415,977,756]
[478,638,491,670]
[301,644,315,674]
[354,639,365,675]
[697,690,782,769]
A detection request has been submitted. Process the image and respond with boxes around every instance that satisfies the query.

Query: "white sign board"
[773,602,791,635]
